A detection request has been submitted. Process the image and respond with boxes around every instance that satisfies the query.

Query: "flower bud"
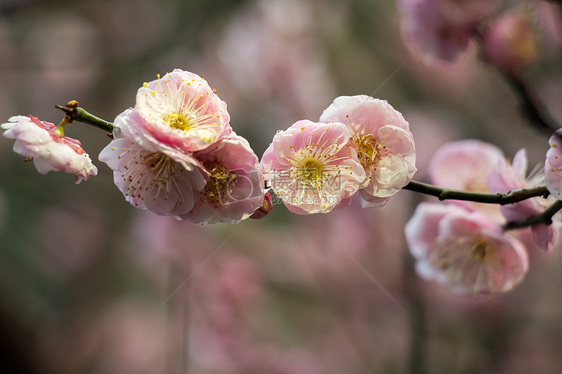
[250,192,273,219]
[482,9,538,72]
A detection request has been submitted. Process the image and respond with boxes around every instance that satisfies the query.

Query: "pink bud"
[482,9,538,72]
[250,191,273,219]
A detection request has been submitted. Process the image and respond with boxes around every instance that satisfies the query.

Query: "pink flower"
[132,69,231,152]
[261,120,365,214]
[405,202,529,295]
[399,0,496,62]
[429,140,504,192]
[399,0,472,62]
[545,130,562,199]
[481,8,538,72]
[428,139,505,218]
[2,115,97,183]
[435,0,497,25]
[99,110,208,217]
[179,133,265,224]
[488,149,559,252]
[319,95,416,208]
[430,140,559,252]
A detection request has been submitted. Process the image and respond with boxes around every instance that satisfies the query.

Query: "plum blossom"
[399,0,496,62]
[545,130,562,199]
[2,115,97,183]
[319,95,416,208]
[399,0,472,62]
[435,0,497,26]
[132,69,231,153]
[430,140,559,252]
[481,9,538,72]
[405,202,529,295]
[428,139,505,219]
[99,109,207,217]
[261,120,365,214]
[429,140,504,192]
[179,133,265,224]
[488,149,559,252]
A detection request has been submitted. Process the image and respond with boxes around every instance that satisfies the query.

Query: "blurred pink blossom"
[217,0,335,121]
[134,69,231,152]
[2,115,97,183]
[481,9,538,72]
[545,130,562,200]
[261,120,365,214]
[179,133,265,224]
[429,140,504,192]
[488,148,559,252]
[399,0,496,62]
[405,202,529,295]
[429,140,558,252]
[99,109,208,216]
[428,139,505,218]
[435,0,497,26]
[399,0,472,62]
[319,95,416,208]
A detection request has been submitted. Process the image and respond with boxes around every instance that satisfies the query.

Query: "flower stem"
[503,199,562,230]
[55,101,114,133]
[403,180,548,205]
[472,31,560,136]
[497,70,560,136]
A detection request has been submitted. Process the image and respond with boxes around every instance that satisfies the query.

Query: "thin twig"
[403,180,548,205]
[503,199,562,230]
[472,31,561,136]
[55,101,114,133]
[497,70,560,137]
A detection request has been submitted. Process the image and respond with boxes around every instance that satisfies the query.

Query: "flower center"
[203,159,237,207]
[164,112,193,131]
[291,156,329,190]
[300,157,323,181]
[352,134,378,169]
[471,241,491,263]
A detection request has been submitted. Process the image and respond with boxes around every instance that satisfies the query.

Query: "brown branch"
[403,181,549,205]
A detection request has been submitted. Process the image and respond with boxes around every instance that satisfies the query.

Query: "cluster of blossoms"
[2,70,266,224]
[262,95,417,214]
[406,140,561,295]
[1,72,418,221]
[98,69,265,224]
[399,0,538,71]
[4,67,562,298]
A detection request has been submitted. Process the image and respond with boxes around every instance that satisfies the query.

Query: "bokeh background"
[1,0,562,373]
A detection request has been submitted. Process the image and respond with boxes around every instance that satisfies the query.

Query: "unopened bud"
[482,9,538,72]
[250,192,273,219]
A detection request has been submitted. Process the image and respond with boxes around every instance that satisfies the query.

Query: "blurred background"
[1,0,562,373]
